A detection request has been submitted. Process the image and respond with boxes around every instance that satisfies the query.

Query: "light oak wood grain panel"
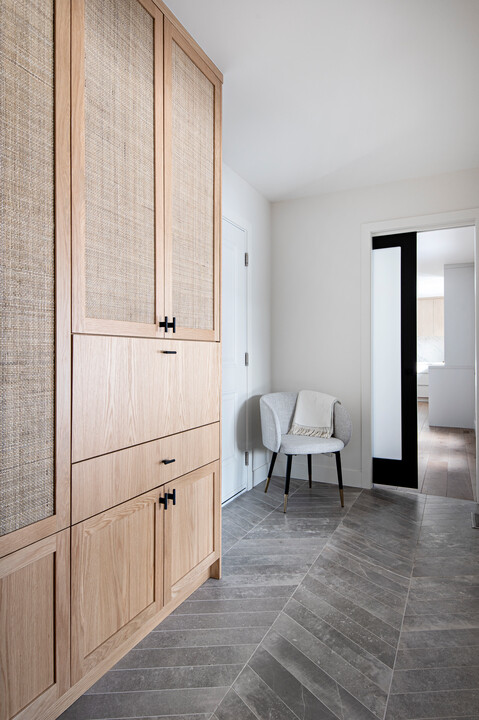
[72,336,220,462]
[434,297,444,336]
[0,530,69,720]
[54,0,72,535]
[72,423,220,523]
[418,297,444,337]
[164,461,220,604]
[71,490,162,683]
[418,297,434,336]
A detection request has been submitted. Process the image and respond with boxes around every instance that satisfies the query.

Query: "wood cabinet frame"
[0,0,71,560]
[71,336,221,462]
[2,1,222,716]
[163,20,222,342]
[71,5,221,343]
[72,423,220,524]
[71,0,165,339]
[164,461,221,605]
[0,530,70,720]
[71,489,164,683]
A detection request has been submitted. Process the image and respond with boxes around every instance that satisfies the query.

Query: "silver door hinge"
[244,252,249,267]
[245,451,250,466]
[245,352,249,366]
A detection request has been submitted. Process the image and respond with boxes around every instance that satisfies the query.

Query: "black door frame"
[372,232,418,487]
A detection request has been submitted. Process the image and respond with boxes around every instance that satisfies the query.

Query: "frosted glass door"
[371,233,418,488]
[372,247,402,459]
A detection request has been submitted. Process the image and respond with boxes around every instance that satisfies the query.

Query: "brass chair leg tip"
[264,477,271,493]
[283,494,288,513]
[339,489,344,508]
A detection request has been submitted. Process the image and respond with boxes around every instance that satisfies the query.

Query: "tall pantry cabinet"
[0,0,222,718]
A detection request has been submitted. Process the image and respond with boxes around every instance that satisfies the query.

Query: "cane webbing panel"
[0,0,55,536]
[171,41,214,331]
[84,0,155,324]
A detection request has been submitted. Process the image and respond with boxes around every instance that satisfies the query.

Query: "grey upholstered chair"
[260,392,352,512]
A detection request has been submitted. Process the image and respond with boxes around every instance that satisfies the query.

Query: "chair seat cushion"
[280,434,344,455]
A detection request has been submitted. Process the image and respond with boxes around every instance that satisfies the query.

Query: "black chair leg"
[335,452,344,507]
[284,455,293,512]
[264,452,277,493]
[307,454,312,488]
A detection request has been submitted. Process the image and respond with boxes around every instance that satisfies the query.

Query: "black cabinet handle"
[162,458,176,465]
[159,494,168,510]
[161,351,177,355]
[166,489,176,505]
[159,316,176,333]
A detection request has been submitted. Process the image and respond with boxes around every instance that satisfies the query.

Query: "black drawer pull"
[159,494,168,510]
[166,489,176,505]
[162,458,176,465]
[162,351,177,355]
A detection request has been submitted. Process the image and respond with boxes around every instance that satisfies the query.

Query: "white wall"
[222,163,272,485]
[271,167,479,487]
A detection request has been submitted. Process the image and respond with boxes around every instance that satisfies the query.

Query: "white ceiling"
[417,226,475,297]
[166,0,479,201]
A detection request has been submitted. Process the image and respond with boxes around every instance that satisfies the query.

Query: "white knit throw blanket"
[290,390,339,438]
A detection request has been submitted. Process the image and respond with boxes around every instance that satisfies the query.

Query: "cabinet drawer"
[72,335,220,462]
[72,423,220,524]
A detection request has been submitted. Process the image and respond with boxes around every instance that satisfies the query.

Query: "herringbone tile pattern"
[60,477,479,720]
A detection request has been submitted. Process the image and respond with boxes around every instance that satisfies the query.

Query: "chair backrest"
[261,392,297,434]
[260,392,297,453]
[260,391,352,452]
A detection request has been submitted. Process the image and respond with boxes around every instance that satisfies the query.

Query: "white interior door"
[222,218,248,503]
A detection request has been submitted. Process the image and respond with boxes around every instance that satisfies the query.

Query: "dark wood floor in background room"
[418,400,476,501]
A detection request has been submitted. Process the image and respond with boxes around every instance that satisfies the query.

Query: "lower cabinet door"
[0,530,70,720]
[71,489,163,683]
[163,461,221,605]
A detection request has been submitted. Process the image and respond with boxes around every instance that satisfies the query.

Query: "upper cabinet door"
[164,21,222,341]
[0,0,71,558]
[72,0,164,338]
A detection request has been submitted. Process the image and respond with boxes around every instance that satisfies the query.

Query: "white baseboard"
[252,462,269,487]
[274,455,364,489]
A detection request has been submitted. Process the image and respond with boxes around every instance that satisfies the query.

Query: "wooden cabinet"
[72,336,221,461]
[72,0,164,338]
[72,423,220,523]
[164,462,221,604]
[417,297,444,336]
[71,462,221,683]
[0,531,70,720]
[71,490,163,682]
[2,1,222,717]
[72,3,221,341]
[164,20,222,341]
[0,0,71,560]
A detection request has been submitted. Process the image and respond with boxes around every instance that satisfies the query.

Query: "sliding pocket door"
[372,233,418,487]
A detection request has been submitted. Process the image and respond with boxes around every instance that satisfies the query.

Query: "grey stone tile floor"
[60,477,479,720]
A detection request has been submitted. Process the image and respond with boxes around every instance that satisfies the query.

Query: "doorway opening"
[370,224,476,500]
[221,217,249,504]
[417,227,476,500]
